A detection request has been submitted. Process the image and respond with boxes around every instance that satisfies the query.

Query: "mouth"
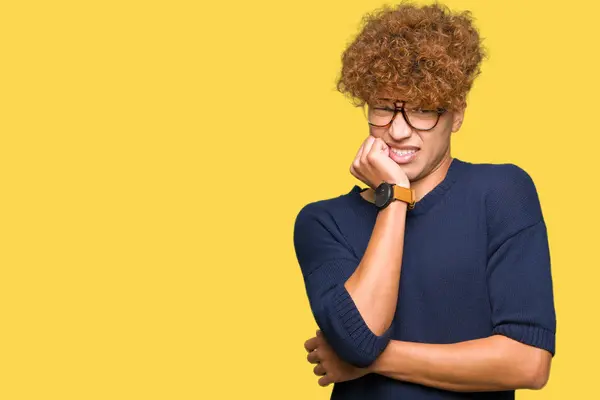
[389,147,420,164]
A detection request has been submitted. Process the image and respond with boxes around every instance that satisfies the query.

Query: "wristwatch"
[374,181,415,210]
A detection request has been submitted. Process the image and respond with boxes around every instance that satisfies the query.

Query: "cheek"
[418,131,451,161]
[427,120,453,148]
[420,132,444,149]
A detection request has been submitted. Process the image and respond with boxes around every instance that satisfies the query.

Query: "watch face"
[374,182,393,208]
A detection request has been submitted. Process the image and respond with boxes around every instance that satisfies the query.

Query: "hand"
[304,330,370,387]
[350,134,410,190]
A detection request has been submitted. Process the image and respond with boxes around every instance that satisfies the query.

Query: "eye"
[370,103,395,112]
[411,108,434,113]
[371,101,393,108]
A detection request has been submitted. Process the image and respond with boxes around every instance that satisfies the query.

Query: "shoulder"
[463,161,544,244]
[460,160,536,192]
[293,186,364,249]
[483,162,536,192]
[479,162,540,215]
[460,161,539,208]
[293,188,359,266]
[294,188,357,227]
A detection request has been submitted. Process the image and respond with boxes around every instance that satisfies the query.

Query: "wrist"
[384,199,408,212]
[366,357,382,375]
[393,180,410,189]
[384,177,410,189]
[367,341,409,379]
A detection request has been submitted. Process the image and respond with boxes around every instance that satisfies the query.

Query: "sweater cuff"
[330,284,394,366]
[493,323,555,356]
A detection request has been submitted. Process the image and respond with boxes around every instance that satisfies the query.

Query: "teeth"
[391,149,417,156]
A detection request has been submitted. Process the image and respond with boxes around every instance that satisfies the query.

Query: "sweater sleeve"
[485,164,557,355]
[293,202,393,368]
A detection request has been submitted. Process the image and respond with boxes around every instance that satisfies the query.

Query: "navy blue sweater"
[293,158,556,399]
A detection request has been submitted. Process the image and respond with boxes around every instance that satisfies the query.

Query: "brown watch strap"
[393,185,416,209]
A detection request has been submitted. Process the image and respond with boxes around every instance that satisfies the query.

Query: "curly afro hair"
[336,1,487,111]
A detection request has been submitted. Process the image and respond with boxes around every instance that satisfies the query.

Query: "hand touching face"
[350,135,410,189]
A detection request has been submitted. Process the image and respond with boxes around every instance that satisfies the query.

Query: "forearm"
[367,335,551,392]
[344,200,407,335]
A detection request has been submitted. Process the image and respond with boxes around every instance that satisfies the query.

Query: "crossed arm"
[304,329,552,391]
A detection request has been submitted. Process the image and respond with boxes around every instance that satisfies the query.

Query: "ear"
[451,108,465,132]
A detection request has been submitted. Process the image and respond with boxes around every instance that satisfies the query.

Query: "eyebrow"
[374,98,401,104]
[373,99,442,111]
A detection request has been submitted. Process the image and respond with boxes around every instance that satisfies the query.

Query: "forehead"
[370,93,441,108]
[373,89,413,102]
[372,97,420,106]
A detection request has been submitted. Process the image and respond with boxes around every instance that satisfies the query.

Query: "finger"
[313,363,326,376]
[307,350,320,364]
[354,140,366,161]
[355,134,374,158]
[352,135,372,173]
[304,336,318,353]
[352,137,369,169]
[351,138,367,175]
[365,138,389,186]
[368,137,389,160]
[352,136,375,182]
[360,135,377,164]
[351,136,378,187]
[319,375,333,387]
[350,163,368,184]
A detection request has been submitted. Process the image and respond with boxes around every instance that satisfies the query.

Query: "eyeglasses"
[366,100,447,131]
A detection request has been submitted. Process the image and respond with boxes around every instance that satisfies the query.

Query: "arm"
[369,165,556,391]
[344,199,407,335]
[293,199,408,368]
[367,335,552,391]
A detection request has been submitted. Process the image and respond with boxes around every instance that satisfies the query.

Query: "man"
[292,2,556,399]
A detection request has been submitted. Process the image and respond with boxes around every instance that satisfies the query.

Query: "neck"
[410,154,453,202]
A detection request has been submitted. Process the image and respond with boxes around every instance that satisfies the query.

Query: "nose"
[389,112,413,140]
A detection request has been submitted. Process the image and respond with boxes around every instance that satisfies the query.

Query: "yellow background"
[1,0,597,398]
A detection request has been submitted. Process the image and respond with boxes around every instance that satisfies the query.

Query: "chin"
[402,168,420,183]
[402,163,426,183]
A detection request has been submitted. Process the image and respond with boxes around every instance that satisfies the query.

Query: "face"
[367,99,464,183]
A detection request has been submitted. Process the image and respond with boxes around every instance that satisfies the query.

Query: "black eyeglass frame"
[366,100,447,132]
